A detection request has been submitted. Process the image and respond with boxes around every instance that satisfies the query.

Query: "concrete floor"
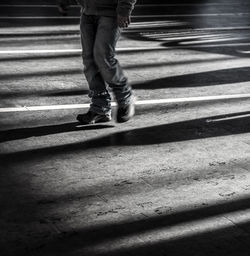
[1,1,250,255]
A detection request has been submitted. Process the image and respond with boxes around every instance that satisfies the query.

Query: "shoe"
[77,110,111,124]
[116,100,135,123]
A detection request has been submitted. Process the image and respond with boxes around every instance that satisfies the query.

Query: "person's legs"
[80,14,112,117]
[94,16,133,108]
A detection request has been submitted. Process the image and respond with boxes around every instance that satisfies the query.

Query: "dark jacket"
[77,0,136,17]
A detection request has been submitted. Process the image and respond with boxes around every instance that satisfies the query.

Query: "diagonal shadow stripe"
[1,111,250,163]
[0,69,82,80]
[0,122,114,143]
[133,67,250,89]
[31,196,250,255]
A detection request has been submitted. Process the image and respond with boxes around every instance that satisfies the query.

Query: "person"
[76,0,136,124]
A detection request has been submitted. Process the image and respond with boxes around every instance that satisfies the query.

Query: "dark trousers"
[80,13,133,115]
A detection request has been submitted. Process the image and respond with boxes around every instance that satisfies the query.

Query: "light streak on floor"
[1,94,250,113]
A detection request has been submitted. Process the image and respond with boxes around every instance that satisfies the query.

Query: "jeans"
[80,13,132,115]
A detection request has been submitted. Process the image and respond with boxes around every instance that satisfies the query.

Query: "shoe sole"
[77,115,111,124]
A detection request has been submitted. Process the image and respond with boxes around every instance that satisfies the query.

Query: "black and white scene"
[1,0,250,255]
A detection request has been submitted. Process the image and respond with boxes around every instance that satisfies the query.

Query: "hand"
[117,15,131,28]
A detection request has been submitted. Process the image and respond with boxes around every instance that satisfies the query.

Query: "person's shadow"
[0,122,114,143]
